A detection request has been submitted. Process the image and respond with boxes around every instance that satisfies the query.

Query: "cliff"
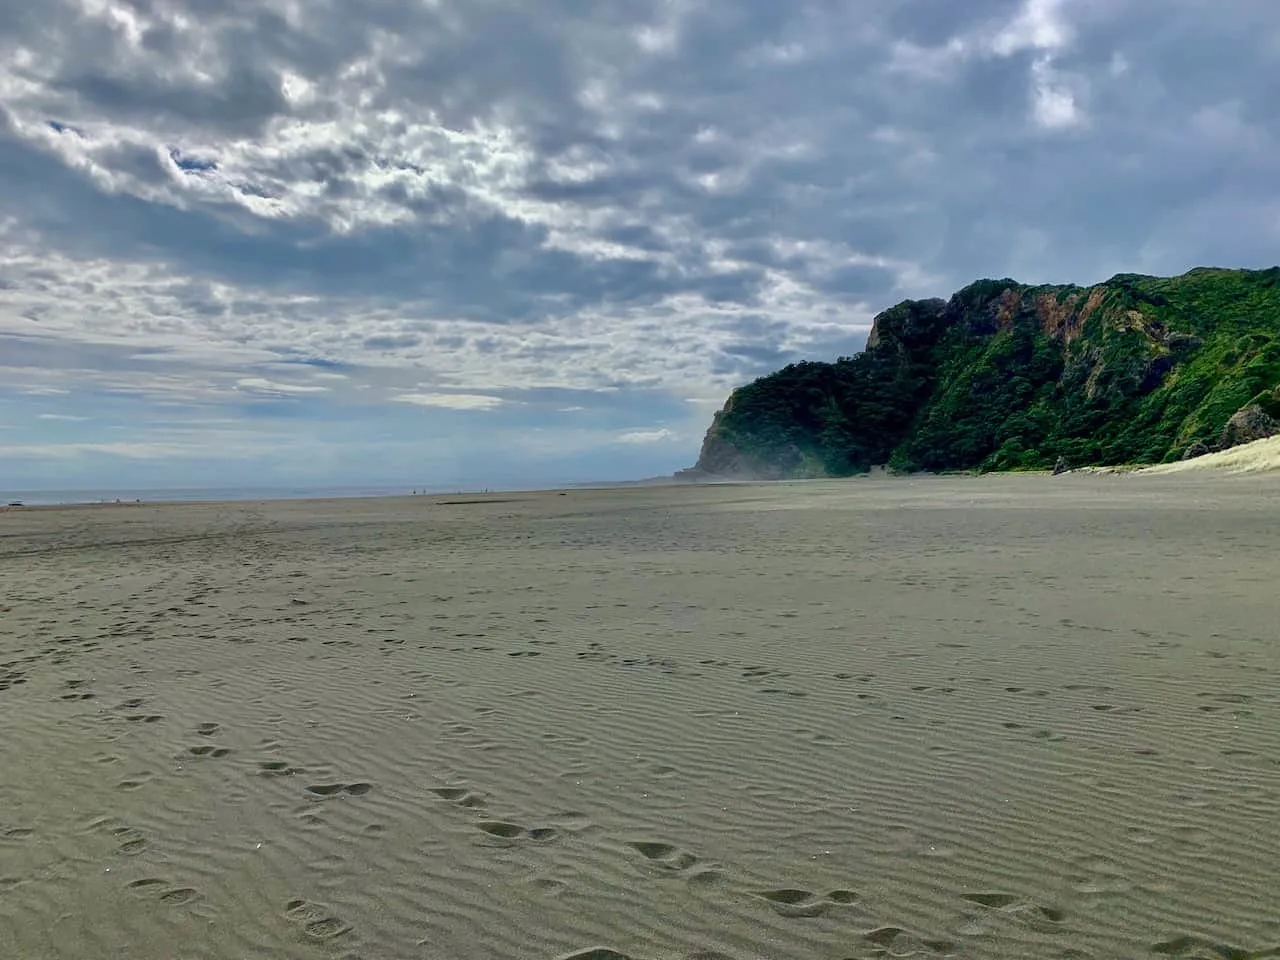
[680,267,1280,478]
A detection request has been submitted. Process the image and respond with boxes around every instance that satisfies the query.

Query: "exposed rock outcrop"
[1219,404,1278,450]
[681,267,1280,478]
[1181,441,1212,461]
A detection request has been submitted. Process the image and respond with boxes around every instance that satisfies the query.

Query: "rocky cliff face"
[682,267,1280,478]
[680,394,811,480]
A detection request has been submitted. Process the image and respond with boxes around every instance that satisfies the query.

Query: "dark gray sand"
[2,473,1278,959]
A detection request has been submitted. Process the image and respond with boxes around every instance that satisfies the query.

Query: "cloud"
[235,377,330,396]
[35,413,89,421]
[989,0,1073,56]
[616,428,679,444]
[391,392,507,411]
[0,0,1276,486]
[1030,56,1083,129]
[0,440,244,460]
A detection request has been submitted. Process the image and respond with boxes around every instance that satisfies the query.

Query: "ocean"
[0,483,541,507]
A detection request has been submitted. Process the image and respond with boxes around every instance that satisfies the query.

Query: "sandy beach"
[2,474,1278,960]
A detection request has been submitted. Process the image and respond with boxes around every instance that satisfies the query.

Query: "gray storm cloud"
[1,0,1277,482]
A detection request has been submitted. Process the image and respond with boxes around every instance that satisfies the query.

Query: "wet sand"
[2,474,1279,959]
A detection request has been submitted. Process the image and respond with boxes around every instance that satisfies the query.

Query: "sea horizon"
[0,481,566,507]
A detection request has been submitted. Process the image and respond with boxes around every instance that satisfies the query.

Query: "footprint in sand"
[962,891,1066,929]
[529,877,568,896]
[159,887,200,905]
[1033,905,1066,924]
[474,821,558,844]
[1031,729,1066,742]
[110,825,149,855]
[185,745,232,759]
[862,926,964,955]
[685,867,728,892]
[284,898,352,941]
[126,878,200,905]
[1151,935,1199,956]
[864,926,907,946]
[753,888,835,918]
[626,841,698,872]
[429,786,486,808]
[1148,934,1268,957]
[477,821,524,839]
[304,782,372,798]
[258,760,301,777]
[1,828,35,854]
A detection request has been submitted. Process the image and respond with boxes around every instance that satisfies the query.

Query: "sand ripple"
[2,477,1280,958]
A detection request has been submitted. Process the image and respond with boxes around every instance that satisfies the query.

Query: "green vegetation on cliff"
[684,267,1280,478]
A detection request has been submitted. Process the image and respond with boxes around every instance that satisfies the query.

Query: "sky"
[1,0,1278,490]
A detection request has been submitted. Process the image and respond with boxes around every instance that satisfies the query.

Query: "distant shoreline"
[8,436,1274,513]
[0,478,698,511]
[0,481,615,510]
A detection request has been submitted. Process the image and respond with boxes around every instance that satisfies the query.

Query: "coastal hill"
[680,267,1280,478]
